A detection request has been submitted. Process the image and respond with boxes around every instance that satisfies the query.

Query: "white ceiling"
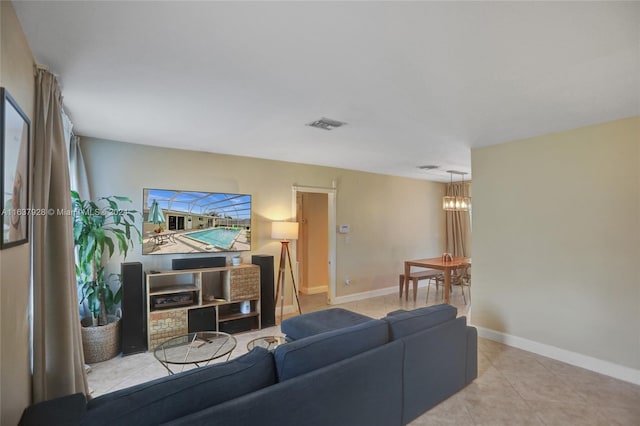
[13,1,640,182]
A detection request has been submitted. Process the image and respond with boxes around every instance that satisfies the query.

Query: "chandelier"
[443,170,471,211]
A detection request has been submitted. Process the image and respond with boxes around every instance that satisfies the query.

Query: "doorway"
[292,185,336,305]
[297,192,329,296]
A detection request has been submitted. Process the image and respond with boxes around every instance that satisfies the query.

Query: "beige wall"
[471,117,640,370]
[80,138,445,301]
[0,2,35,424]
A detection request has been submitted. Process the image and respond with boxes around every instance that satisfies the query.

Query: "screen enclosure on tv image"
[142,188,252,255]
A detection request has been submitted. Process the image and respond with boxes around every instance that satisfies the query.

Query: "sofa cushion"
[281,308,373,340]
[384,304,457,340]
[386,309,408,316]
[166,340,405,426]
[82,347,276,426]
[274,319,389,381]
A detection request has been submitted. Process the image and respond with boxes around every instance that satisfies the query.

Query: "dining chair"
[454,266,471,304]
[435,267,469,304]
[462,267,471,302]
[425,273,444,302]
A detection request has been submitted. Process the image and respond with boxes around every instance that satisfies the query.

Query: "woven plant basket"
[81,315,121,364]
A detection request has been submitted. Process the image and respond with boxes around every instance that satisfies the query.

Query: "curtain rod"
[33,64,60,78]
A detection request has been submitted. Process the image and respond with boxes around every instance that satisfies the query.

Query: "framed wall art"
[1,88,31,249]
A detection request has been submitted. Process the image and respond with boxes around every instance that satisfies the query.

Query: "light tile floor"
[87,285,640,425]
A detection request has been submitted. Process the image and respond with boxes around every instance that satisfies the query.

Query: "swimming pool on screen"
[183,228,241,250]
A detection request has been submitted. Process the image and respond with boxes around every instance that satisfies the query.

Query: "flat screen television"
[142,188,252,255]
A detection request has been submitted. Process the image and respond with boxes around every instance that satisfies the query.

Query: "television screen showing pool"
[142,188,252,255]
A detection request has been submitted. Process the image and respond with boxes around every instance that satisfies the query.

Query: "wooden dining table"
[404,256,471,304]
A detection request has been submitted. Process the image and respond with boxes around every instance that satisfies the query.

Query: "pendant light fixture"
[443,170,471,211]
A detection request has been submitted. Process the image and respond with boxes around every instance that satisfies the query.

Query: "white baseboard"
[273,304,298,317]
[476,326,640,386]
[299,285,328,295]
[331,287,395,304]
[331,281,433,305]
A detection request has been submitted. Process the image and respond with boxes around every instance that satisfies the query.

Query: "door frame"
[292,184,337,304]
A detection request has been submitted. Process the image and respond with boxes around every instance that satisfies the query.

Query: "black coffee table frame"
[246,335,286,351]
[154,331,237,375]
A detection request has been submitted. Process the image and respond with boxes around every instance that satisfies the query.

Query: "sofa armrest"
[465,326,478,384]
[19,392,87,426]
[399,316,468,424]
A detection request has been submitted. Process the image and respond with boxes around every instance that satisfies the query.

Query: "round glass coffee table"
[247,335,286,351]
[154,331,237,375]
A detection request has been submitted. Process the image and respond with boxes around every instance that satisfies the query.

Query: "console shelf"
[149,284,198,295]
[145,264,261,349]
[218,312,260,323]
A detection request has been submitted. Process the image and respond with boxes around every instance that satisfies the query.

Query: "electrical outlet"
[345,276,351,286]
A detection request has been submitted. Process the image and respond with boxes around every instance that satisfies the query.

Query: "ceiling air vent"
[417,165,439,170]
[306,117,347,130]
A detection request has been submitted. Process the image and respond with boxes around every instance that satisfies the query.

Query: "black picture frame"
[1,88,31,249]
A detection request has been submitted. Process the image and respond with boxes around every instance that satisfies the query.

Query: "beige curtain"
[445,181,472,257]
[32,69,89,401]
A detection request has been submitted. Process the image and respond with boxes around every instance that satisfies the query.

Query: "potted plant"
[71,190,141,363]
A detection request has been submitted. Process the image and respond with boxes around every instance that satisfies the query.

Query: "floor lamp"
[272,221,302,323]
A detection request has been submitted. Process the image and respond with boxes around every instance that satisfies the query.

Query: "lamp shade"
[272,221,299,240]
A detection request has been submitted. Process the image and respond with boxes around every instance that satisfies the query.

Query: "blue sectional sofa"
[20,304,477,426]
